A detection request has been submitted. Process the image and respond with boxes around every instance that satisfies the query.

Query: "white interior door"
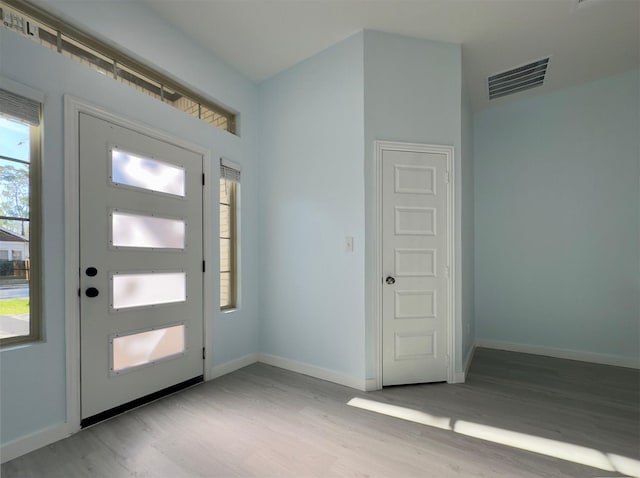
[382,145,451,386]
[79,112,204,421]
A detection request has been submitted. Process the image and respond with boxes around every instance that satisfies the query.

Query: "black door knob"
[86,267,98,277]
[385,276,396,285]
[85,287,99,298]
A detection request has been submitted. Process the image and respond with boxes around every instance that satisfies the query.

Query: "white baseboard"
[1,423,73,464]
[3,354,259,465]
[450,345,476,384]
[364,378,379,392]
[463,344,477,377]
[476,339,640,369]
[258,353,368,391]
[208,353,259,380]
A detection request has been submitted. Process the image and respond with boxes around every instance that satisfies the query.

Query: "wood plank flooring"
[3,347,639,477]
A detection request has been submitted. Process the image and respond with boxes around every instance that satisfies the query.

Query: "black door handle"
[85,287,99,298]
[385,276,396,285]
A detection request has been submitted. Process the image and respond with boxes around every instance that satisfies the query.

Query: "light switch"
[345,236,354,253]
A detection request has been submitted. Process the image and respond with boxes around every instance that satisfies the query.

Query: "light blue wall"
[258,33,366,379]
[0,0,259,446]
[474,69,640,359]
[362,31,464,376]
[257,30,467,382]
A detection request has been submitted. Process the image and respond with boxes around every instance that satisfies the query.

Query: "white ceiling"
[141,0,639,111]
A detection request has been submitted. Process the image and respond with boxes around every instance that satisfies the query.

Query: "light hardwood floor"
[3,347,639,477]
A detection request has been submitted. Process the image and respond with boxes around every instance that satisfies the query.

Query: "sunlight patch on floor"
[347,397,452,431]
[347,397,639,478]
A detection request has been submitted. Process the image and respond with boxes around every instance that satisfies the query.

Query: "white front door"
[381,143,452,386]
[79,112,204,422]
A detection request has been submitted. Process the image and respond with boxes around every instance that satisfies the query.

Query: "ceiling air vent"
[488,57,549,100]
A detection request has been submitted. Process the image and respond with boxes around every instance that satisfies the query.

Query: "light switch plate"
[345,236,354,253]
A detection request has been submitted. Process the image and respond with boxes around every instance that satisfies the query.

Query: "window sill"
[0,339,40,352]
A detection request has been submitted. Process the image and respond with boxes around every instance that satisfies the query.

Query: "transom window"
[0,0,236,134]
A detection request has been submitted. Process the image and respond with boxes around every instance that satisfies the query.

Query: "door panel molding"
[374,140,456,389]
[63,95,213,433]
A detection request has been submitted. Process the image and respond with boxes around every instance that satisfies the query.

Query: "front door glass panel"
[111,148,185,197]
[112,324,185,372]
[111,211,185,249]
[112,272,186,310]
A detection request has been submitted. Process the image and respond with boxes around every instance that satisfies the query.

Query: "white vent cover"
[488,58,549,100]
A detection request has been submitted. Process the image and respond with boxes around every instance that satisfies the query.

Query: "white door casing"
[79,112,204,419]
[377,141,454,387]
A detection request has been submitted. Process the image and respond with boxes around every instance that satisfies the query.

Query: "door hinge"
[445,171,450,183]
[78,288,81,297]
[202,347,206,360]
[202,260,206,273]
[444,266,450,277]
[202,173,205,186]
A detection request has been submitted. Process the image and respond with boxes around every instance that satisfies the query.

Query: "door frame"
[374,140,456,388]
[63,95,213,432]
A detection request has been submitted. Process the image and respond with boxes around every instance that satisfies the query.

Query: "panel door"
[79,112,204,420]
[382,148,449,386]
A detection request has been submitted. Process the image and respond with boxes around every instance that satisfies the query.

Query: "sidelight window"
[219,159,240,310]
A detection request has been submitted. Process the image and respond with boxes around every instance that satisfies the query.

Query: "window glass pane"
[34,23,59,53]
[219,177,237,309]
[220,178,233,204]
[220,204,231,238]
[0,219,30,339]
[220,238,231,272]
[116,64,162,101]
[162,85,178,105]
[201,105,229,131]
[112,324,185,372]
[220,272,231,309]
[171,94,200,120]
[0,115,32,342]
[111,148,185,197]
[61,34,114,77]
[112,272,186,310]
[0,158,30,222]
[112,211,185,249]
[0,117,30,162]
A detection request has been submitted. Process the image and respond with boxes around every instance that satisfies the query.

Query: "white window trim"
[0,75,43,348]
[0,77,45,104]
[219,163,240,311]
